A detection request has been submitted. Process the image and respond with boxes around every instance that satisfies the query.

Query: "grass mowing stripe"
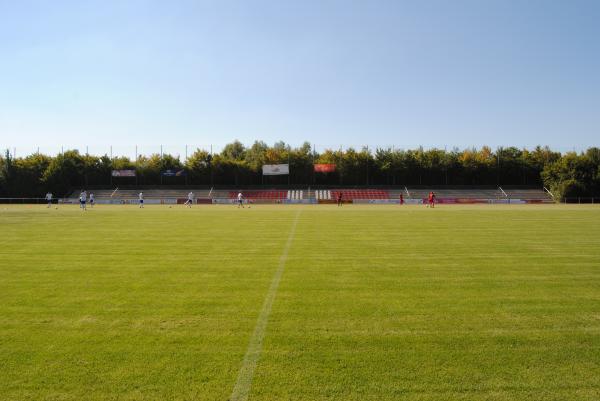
[229,210,302,401]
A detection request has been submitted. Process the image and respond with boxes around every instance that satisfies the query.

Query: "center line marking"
[229,210,302,401]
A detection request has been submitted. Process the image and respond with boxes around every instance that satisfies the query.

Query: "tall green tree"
[1,142,599,200]
[42,150,86,195]
[0,150,12,196]
[186,149,213,185]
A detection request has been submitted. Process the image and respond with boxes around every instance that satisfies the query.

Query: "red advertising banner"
[314,164,336,173]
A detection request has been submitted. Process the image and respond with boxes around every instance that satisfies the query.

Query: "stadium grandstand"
[62,186,554,204]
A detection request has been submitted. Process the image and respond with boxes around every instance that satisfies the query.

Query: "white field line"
[229,210,302,401]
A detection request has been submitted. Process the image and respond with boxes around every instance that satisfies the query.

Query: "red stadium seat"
[229,191,287,200]
[330,189,389,200]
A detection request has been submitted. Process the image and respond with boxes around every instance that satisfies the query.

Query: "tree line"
[1,141,598,200]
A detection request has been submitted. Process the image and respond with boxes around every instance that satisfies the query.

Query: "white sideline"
[229,210,302,401]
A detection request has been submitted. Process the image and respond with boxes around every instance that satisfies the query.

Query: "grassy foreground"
[1,204,599,401]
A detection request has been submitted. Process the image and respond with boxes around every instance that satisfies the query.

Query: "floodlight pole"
[339,145,343,185]
[366,145,369,186]
[312,143,316,185]
[210,145,214,187]
[497,147,500,186]
[445,145,448,185]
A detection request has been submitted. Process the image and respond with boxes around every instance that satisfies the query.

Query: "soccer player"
[89,193,95,208]
[337,191,343,206]
[237,192,244,208]
[186,191,193,208]
[79,190,87,210]
[45,192,53,208]
[428,191,436,208]
[139,192,144,208]
[399,193,404,205]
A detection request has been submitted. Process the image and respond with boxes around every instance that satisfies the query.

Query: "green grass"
[1,204,600,400]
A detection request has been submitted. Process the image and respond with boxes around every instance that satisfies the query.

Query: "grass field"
[1,204,600,401]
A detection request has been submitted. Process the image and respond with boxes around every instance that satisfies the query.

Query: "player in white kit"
[45,192,53,208]
[138,192,144,208]
[79,190,87,210]
[237,192,244,208]
[185,191,193,208]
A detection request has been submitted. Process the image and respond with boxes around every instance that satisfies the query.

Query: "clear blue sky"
[1,0,599,157]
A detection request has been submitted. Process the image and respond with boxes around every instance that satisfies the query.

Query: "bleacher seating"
[384,187,552,202]
[399,188,552,201]
[73,189,213,200]
[404,188,503,200]
[287,190,304,199]
[504,188,553,200]
[71,187,553,203]
[330,189,389,200]
[228,190,287,200]
[314,190,332,200]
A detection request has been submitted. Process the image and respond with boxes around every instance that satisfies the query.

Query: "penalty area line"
[229,210,302,401]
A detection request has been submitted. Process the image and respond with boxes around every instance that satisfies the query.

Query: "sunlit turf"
[1,204,599,400]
